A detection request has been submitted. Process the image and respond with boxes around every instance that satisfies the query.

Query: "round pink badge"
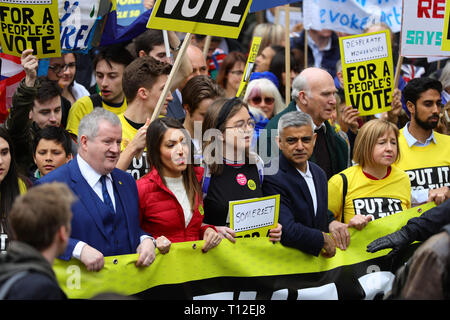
[236,173,247,185]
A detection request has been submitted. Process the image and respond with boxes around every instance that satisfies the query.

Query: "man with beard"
[398,77,450,206]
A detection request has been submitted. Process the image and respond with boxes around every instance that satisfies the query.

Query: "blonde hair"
[352,119,400,168]
[252,23,285,54]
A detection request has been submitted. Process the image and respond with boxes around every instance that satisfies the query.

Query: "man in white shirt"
[262,111,336,258]
[397,77,450,206]
[36,108,156,271]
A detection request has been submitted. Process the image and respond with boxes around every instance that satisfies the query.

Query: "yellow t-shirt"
[118,113,149,180]
[328,165,411,223]
[396,129,450,192]
[66,95,127,136]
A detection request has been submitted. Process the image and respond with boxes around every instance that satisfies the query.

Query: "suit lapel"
[69,158,108,240]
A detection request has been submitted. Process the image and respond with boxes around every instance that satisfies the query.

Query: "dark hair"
[146,117,202,209]
[269,49,300,99]
[35,76,62,104]
[201,97,250,175]
[216,51,247,89]
[402,77,443,106]
[0,127,22,239]
[33,126,73,157]
[181,75,224,114]
[122,56,172,103]
[92,44,135,71]
[133,29,165,56]
[9,182,74,251]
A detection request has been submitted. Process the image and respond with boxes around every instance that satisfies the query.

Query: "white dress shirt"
[402,123,437,205]
[296,161,318,216]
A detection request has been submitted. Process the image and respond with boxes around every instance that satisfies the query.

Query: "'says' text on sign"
[229,194,279,238]
[0,0,61,58]
[401,0,450,56]
[147,0,253,39]
[340,30,394,116]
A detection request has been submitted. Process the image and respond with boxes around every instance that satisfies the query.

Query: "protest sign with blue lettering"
[303,0,401,34]
[402,0,450,56]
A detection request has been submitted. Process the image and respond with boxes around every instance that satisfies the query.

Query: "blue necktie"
[100,175,115,213]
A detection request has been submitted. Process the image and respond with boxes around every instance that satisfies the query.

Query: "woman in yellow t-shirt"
[0,128,28,254]
[328,119,411,249]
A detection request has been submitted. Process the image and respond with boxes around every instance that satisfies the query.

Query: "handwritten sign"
[147,0,253,39]
[340,30,394,116]
[229,195,279,238]
[303,0,402,35]
[0,0,61,58]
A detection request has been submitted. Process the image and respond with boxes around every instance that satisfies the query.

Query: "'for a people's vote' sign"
[147,0,252,39]
[0,0,60,58]
[229,195,279,238]
[339,30,394,116]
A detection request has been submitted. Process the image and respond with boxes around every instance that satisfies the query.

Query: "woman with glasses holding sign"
[327,119,411,251]
[201,97,282,243]
[216,52,247,98]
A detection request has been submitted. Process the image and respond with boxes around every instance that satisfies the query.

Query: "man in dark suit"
[36,108,156,271]
[262,68,349,180]
[263,111,335,257]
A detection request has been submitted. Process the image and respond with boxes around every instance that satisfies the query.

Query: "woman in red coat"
[137,117,221,254]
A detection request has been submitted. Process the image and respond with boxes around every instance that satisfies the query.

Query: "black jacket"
[0,241,67,300]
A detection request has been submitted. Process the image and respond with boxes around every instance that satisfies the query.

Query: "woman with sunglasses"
[137,117,221,254]
[243,77,286,150]
[201,97,282,242]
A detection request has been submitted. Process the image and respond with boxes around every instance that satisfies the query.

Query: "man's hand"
[321,232,336,258]
[366,228,411,258]
[428,186,450,205]
[156,235,171,254]
[80,245,105,272]
[21,49,38,87]
[202,227,222,253]
[328,220,350,250]
[136,238,156,267]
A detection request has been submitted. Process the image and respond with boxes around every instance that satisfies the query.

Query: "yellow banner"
[339,30,394,116]
[441,0,450,51]
[0,0,61,58]
[54,202,435,299]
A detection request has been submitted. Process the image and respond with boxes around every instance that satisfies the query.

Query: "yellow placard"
[339,30,394,116]
[229,194,280,238]
[441,0,450,51]
[147,0,253,39]
[236,36,262,98]
[0,0,61,58]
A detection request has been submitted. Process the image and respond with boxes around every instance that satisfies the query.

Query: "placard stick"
[304,29,308,68]
[284,4,291,105]
[203,35,212,59]
[162,30,171,63]
[393,55,403,89]
[150,33,192,122]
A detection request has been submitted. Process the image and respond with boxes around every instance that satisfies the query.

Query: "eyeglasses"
[225,119,256,133]
[48,62,76,74]
[229,70,244,76]
[250,96,275,105]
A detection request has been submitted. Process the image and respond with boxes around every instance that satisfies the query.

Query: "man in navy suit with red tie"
[36,108,156,271]
[263,111,336,258]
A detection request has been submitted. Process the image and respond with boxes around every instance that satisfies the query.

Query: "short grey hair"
[77,108,122,145]
[291,73,311,102]
[277,111,313,137]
